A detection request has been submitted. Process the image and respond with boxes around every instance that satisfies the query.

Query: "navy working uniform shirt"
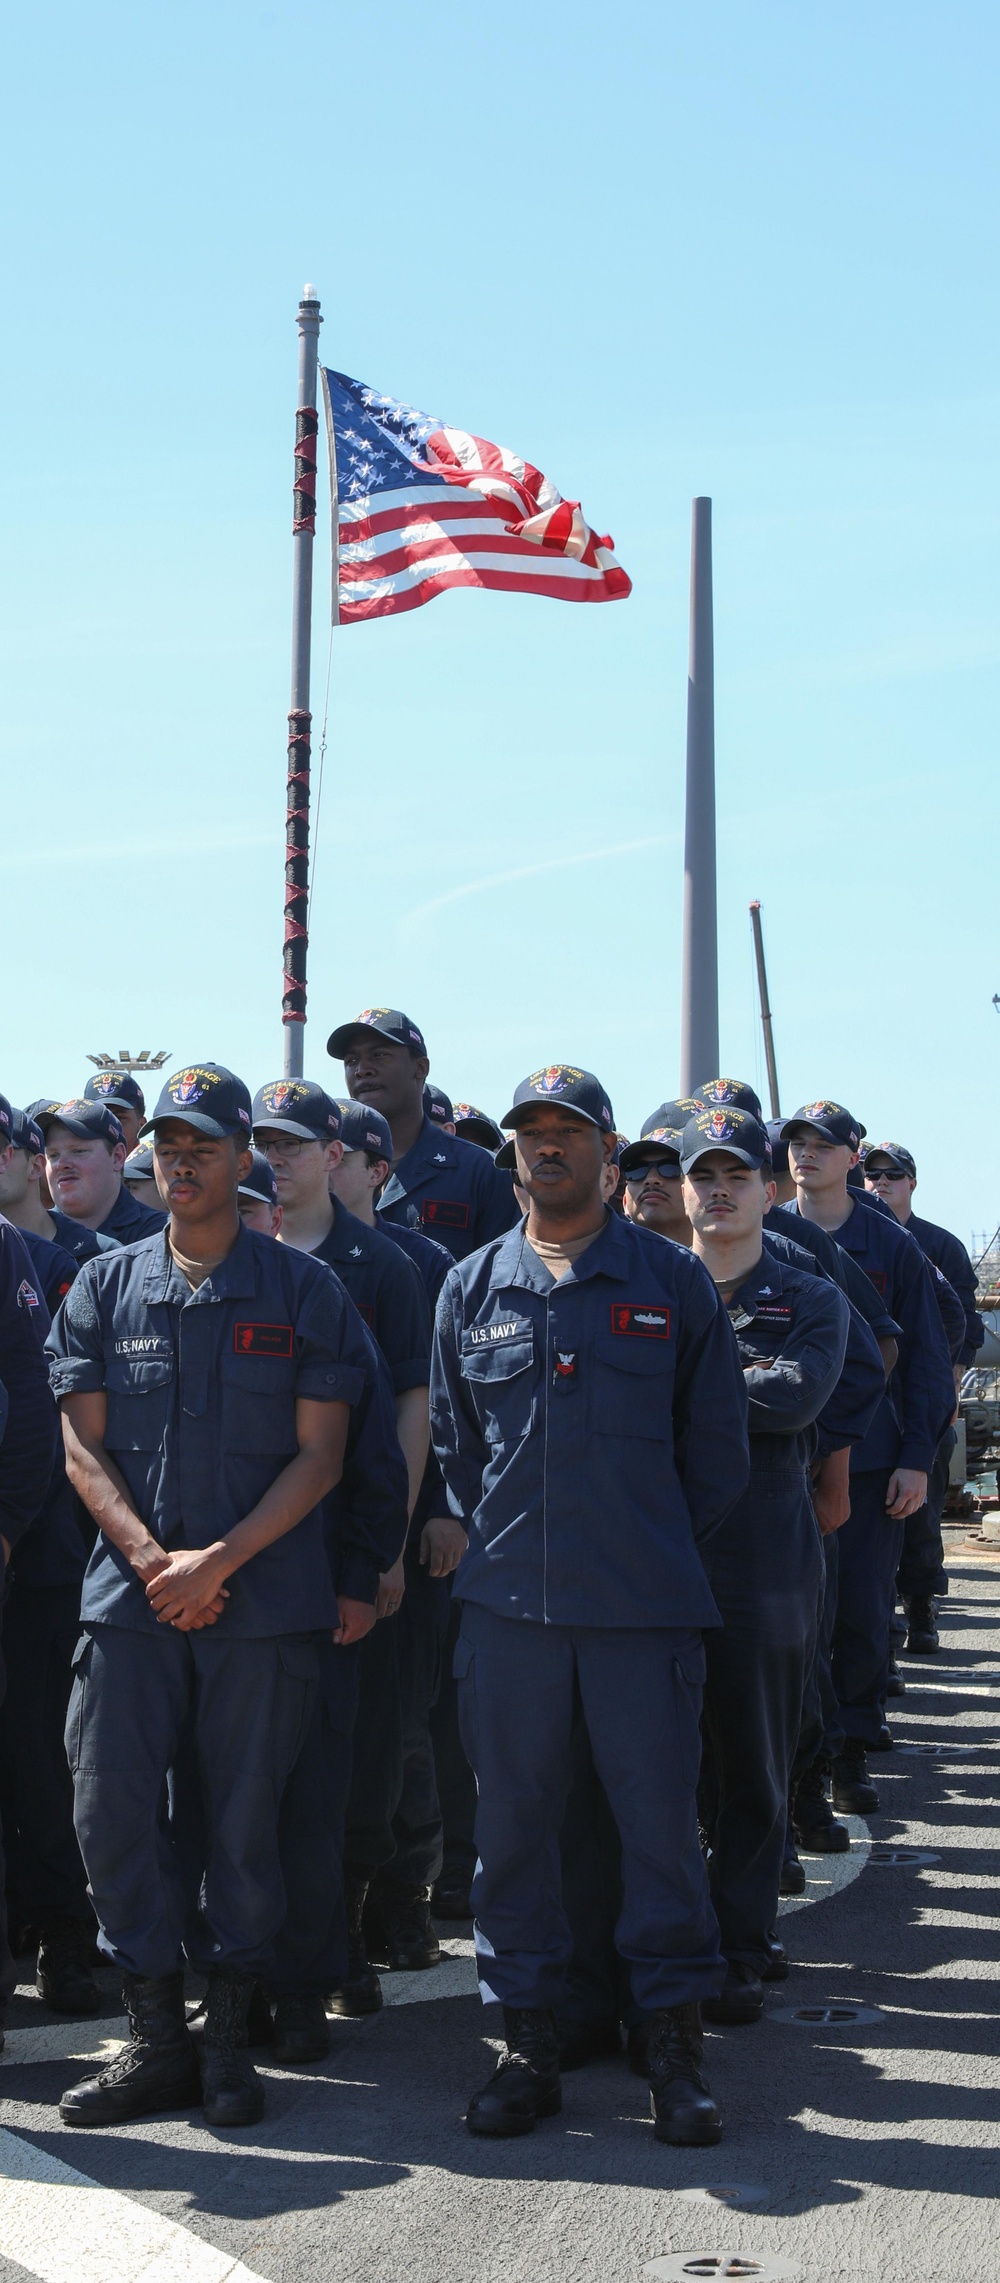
[787,1200,954,1475]
[765,1205,901,1344]
[761,1228,884,1455]
[727,1251,849,1465]
[430,1212,750,1630]
[381,1219,453,1308]
[18,1227,78,1315]
[48,1208,117,1263]
[0,1220,59,1553]
[904,1211,983,1367]
[310,1197,431,1394]
[323,1311,409,1601]
[97,1184,167,1243]
[378,1115,519,1261]
[46,1223,373,1637]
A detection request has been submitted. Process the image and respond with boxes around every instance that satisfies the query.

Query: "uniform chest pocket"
[590,1333,674,1440]
[104,1355,173,1451]
[460,1337,534,1444]
[220,1351,298,1454]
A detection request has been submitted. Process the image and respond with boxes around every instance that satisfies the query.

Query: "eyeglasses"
[258,1134,321,1160]
[624,1161,682,1186]
[866,1166,909,1181]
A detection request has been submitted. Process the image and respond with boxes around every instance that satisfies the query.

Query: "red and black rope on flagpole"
[281,291,322,1076]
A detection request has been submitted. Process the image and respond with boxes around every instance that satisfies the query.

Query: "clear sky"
[3,1,997,1245]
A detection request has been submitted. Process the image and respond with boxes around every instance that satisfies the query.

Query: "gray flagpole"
[679,496,719,1092]
[282,285,322,1078]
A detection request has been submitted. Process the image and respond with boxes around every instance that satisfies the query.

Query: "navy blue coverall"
[378,1115,519,1261]
[897,1214,976,1604]
[96,1185,167,1243]
[0,1222,61,2002]
[431,1212,749,2014]
[46,1224,373,1981]
[788,1200,954,1745]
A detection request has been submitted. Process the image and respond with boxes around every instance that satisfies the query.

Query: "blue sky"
[3,1,997,1245]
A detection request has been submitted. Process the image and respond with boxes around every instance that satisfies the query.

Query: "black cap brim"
[618,1140,682,1174]
[500,1099,603,1132]
[680,1142,769,1174]
[140,1112,246,1141]
[327,1020,405,1058]
[253,1118,330,1143]
[494,1138,518,1170]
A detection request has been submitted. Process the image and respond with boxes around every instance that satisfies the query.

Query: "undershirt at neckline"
[525,1220,606,1284]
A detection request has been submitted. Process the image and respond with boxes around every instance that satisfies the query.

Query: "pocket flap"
[460,1337,534,1382]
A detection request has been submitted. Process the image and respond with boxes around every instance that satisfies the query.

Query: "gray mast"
[749,899,781,1117]
[282,285,322,1077]
[679,497,719,1093]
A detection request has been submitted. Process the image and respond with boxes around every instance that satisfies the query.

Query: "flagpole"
[679,496,719,1093]
[282,285,322,1078]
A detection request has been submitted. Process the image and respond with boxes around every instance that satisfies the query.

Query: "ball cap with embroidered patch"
[781,1100,865,1151]
[11,1107,45,1155]
[238,1149,279,1207]
[423,1083,454,1126]
[501,1066,615,1133]
[38,1098,126,1146]
[327,1007,428,1059]
[336,1101,393,1160]
[680,1106,773,1173]
[252,1080,342,1143]
[141,1064,253,1141]
[123,1141,155,1182]
[618,1125,683,1175]
[0,1094,13,1143]
[453,1102,505,1151]
[642,1098,701,1138]
[693,1076,763,1118]
[861,1140,917,1180]
[84,1070,146,1116]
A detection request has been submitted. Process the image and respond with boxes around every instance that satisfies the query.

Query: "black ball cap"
[84,1071,146,1115]
[693,1077,763,1118]
[252,1080,342,1143]
[781,1100,864,1151]
[336,1101,393,1160]
[141,1064,253,1141]
[680,1106,773,1173]
[500,1066,615,1133]
[37,1098,126,1146]
[238,1149,280,1207]
[327,1007,427,1059]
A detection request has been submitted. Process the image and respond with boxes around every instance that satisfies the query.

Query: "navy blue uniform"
[48,1208,117,1264]
[46,1224,372,1980]
[0,1224,61,2003]
[97,1185,167,1243]
[699,1254,847,1972]
[906,1211,983,1367]
[311,1198,432,1393]
[17,1228,78,1315]
[431,1212,749,2014]
[789,1199,954,1745]
[378,1115,519,1262]
[381,1215,473,1898]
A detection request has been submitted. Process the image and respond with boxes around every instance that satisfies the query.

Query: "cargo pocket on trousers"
[64,1632,94,1777]
[673,1642,707,1789]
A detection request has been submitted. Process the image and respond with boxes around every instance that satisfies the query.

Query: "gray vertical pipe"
[282,286,322,1079]
[679,496,719,1092]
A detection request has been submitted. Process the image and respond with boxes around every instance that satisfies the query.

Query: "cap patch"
[259,1081,301,1114]
[91,1072,121,1097]
[170,1067,214,1106]
[356,1007,390,1025]
[801,1100,841,1120]
[697,1109,738,1141]
[528,1064,584,1096]
[611,1303,671,1339]
[700,1080,740,1103]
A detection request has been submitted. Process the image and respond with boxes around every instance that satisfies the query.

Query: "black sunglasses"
[624,1160,682,1186]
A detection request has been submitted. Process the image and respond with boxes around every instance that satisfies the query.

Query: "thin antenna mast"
[749,899,781,1118]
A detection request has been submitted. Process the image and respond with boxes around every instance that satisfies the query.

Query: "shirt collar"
[487,1209,631,1293]
[320,1196,375,1263]
[381,1114,459,1202]
[141,1218,258,1303]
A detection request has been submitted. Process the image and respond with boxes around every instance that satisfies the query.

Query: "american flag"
[321,368,631,624]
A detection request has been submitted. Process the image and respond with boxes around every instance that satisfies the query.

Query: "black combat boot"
[791,1763,850,1853]
[36,1916,101,2016]
[780,1852,806,1896]
[647,2002,722,2145]
[557,2017,622,2070]
[466,2006,561,2136]
[831,1739,879,1813]
[199,1970,264,2127]
[187,1980,274,2048]
[886,1649,906,1696]
[328,1871,383,2016]
[904,1595,940,1654]
[271,1990,331,2065]
[365,1881,441,1972]
[762,1931,789,1982]
[626,2017,652,2076]
[701,1961,764,2025]
[60,1971,200,2126]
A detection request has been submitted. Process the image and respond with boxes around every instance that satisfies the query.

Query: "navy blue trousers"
[795,1530,844,1772]
[832,1471,904,1745]
[268,1639,359,1996]
[390,1553,448,1890]
[455,1603,723,2014]
[897,1430,955,1601]
[0,1585,90,1929]
[699,1469,824,1968]
[429,1591,478,1893]
[67,1627,320,1979]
